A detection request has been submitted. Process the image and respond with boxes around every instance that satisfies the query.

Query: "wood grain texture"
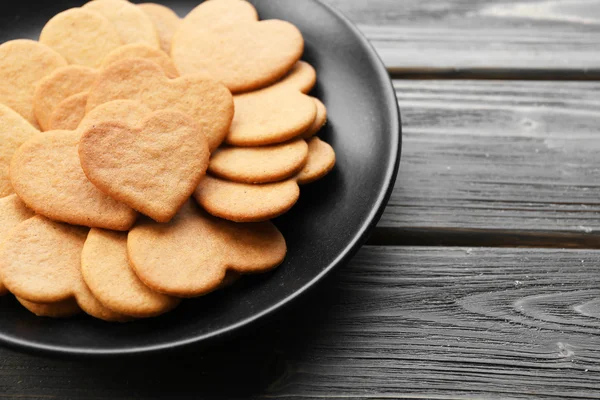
[375,80,600,245]
[327,0,600,76]
[0,246,599,399]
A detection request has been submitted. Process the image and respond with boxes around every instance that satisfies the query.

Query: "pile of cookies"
[0,0,335,321]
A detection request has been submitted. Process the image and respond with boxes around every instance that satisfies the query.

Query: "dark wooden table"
[3,1,600,398]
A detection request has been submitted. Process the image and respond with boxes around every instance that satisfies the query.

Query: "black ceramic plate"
[0,0,401,356]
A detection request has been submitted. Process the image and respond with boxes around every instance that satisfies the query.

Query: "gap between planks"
[387,68,600,81]
[369,227,600,249]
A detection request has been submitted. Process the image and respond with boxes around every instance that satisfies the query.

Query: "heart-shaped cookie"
[209,139,309,184]
[128,201,286,297]
[0,216,129,321]
[0,40,67,128]
[228,86,317,146]
[86,58,234,151]
[9,100,151,232]
[194,176,300,223]
[40,8,122,67]
[79,109,210,223]
[82,229,180,318]
[172,1,303,93]
[10,129,138,231]
[34,65,99,131]
[195,137,335,222]
[83,0,160,48]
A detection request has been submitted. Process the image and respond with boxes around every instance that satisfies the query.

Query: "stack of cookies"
[0,0,335,321]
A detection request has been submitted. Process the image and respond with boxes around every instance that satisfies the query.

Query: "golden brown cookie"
[48,92,89,131]
[128,201,286,297]
[82,229,180,317]
[83,0,160,48]
[0,216,129,321]
[209,139,309,184]
[100,43,178,78]
[17,298,82,318]
[86,58,234,151]
[77,281,132,322]
[10,130,137,231]
[196,137,335,221]
[78,99,152,133]
[301,98,327,139]
[228,87,316,146]
[297,137,336,185]
[50,97,152,133]
[172,1,303,92]
[0,195,35,240]
[0,40,67,128]
[33,66,98,131]
[40,8,122,67]
[0,104,40,198]
[79,110,209,223]
[174,0,257,32]
[273,61,316,94]
[138,3,180,54]
[194,176,300,223]
[0,195,35,295]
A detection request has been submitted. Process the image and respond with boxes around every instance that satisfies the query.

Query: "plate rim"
[0,0,402,357]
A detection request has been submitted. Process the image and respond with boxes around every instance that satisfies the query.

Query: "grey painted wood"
[327,0,600,76]
[1,3,598,399]
[0,246,599,399]
[373,80,600,245]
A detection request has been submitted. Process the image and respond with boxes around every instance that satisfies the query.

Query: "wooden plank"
[0,246,599,399]
[326,0,600,76]
[373,80,600,246]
